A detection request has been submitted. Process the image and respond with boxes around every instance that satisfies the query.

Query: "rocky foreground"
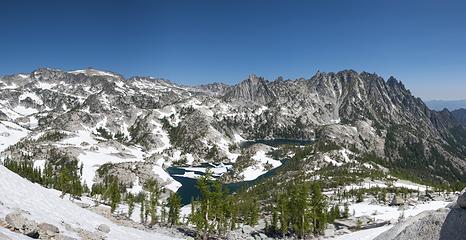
[375,189,466,240]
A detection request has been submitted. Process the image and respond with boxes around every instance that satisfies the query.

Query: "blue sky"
[1,0,465,100]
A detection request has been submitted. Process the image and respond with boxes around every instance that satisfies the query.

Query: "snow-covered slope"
[0,165,180,240]
[0,121,28,153]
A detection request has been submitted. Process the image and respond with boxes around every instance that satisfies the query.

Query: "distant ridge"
[425,99,466,111]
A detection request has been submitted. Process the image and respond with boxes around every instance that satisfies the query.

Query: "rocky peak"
[68,68,122,79]
[196,82,231,96]
[223,74,274,104]
[32,68,67,81]
[128,76,174,86]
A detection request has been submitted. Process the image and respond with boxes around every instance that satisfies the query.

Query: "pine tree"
[108,179,121,213]
[193,170,213,240]
[289,183,311,238]
[228,196,238,230]
[145,199,150,224]
[244,196,259,226]
[271,204,278,233]
[126,193,135,218]
[58,166,71,198]
[209,179,228,234]
[140,193,146,224]
[278,194,289,236]
[310,182,327,235]
[189,197,195,225]
[161,205,167,225]
[71,179,83,199]
[167,193,181,226]
[144,179,160,225]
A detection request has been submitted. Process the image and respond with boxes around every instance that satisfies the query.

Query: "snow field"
[0,166,181,240]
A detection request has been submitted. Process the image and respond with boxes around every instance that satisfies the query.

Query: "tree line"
[3,153,87,199]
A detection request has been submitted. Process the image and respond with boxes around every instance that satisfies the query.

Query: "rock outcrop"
[5,210,39,238]
[375,189,466,240]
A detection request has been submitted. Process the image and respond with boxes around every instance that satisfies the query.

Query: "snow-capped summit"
[68,68,121,78]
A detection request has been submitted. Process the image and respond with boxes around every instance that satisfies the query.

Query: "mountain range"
[0,67,465,191]
[425,99,466,111]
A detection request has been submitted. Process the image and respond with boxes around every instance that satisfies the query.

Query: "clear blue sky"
[1,0,465,100]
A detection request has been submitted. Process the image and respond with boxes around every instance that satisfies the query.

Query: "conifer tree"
[126,193,135,218]
[108,179,121,213]
[161,205,167,224]
[271,204,279,233]
[227,196,238,231]
[289,183,311,238]
[310,182,327,235]
[140,193,146,224]
[144,179,160,225]
[58,166,71,198]
[278,194,289,236]
[145,200,150,224]
[189,197,195,225]
[192,170,217,239]
[167,193,181,226]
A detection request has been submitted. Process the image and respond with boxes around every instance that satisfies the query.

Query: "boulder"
[78,229,106,240]
[360,220,390,230]
[390,195,405,206]
[4,211,39,238]
[257,233,269,240]
[335,227,352,235]
[225,230,242,240]
[96,224,110,234]
[38,223,60,233]
[5,211,27,230]
[324,224,336,237]
[334,218,359,229]
[456,188,466,209]
[56,234,78,240]
[241,225,255,235]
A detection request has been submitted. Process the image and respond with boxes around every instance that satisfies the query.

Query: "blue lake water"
[168,138,312,205]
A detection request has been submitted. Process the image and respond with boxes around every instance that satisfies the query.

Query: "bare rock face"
[375,207,466,240]
[224,74,274,104]
[456,188,466,209]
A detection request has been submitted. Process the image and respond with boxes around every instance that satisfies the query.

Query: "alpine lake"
[167,139,313,205]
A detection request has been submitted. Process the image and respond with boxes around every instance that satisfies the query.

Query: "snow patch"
[19,92,43,105]
[0,121,29,153]
[241,150,281,181]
